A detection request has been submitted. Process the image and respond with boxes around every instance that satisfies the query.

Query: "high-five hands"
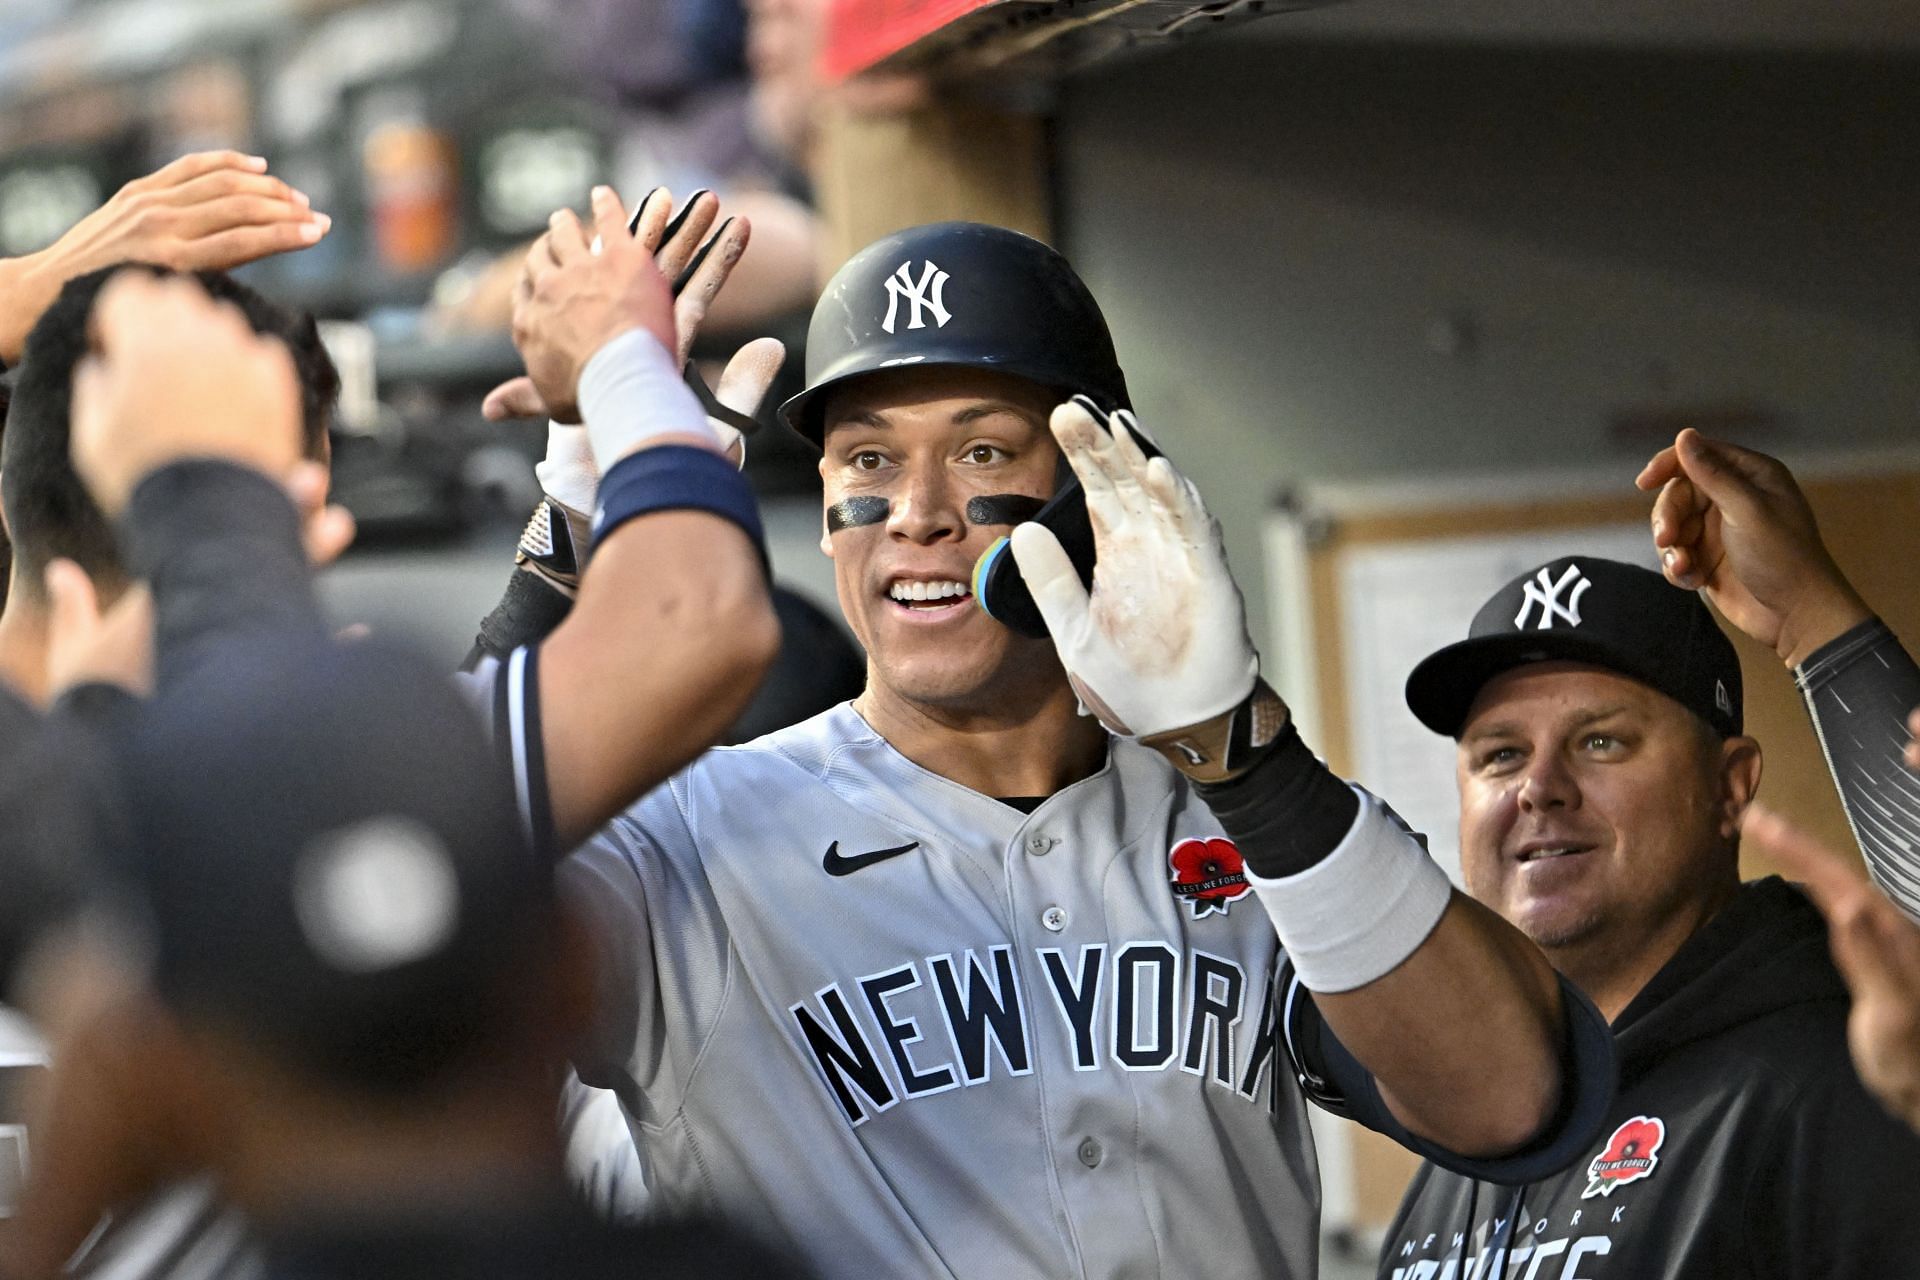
[1637,429,1870,667]
[1009,397,1271,778]
[501,186,680,429]
[487,189,782,591]
[0,151,329,364]
[482,187,762,435]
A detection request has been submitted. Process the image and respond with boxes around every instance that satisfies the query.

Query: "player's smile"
[883,571,975,622]
[1506,832,1605,907]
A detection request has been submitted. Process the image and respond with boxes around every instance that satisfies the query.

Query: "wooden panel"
[810,98,1051,275]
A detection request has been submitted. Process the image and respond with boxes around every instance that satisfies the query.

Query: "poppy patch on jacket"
[1168,837,1250,918]
[1582,1115,1665,1199]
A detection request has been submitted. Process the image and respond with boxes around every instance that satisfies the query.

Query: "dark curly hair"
[0,265,338,604]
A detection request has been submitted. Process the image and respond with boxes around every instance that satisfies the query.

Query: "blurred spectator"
[431,0,817,346]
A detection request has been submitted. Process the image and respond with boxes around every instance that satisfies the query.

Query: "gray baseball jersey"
[563,700,1344,1280]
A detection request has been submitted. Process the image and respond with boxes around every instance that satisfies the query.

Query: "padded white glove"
[1009,399,1259,741]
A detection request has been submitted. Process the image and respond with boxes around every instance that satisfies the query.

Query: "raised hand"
[1743,804,1920,1133]
[0,151,328,363]
[483,187,751,425]
[1008,397,1258,740]
[502,187,678,428]
[1636,428,1869,667]
[69,271,303,517]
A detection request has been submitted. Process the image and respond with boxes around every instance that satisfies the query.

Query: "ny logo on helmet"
[882,261,952,334]
[1514,564,1591,630]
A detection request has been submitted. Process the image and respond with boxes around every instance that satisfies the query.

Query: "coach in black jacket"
[1379,556,1920,1280]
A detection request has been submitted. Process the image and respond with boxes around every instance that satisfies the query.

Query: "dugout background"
[6,0,1918,1269]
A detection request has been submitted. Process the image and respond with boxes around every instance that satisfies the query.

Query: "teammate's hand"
[499,187,697,425]
[1908,706,1920,774]
[0,151,329,363]
[1009,397,1257,738]
[1636,429,1869,668]
[1742,804,1920,1134]
[69,271,304,517]
[704,335,786,468]
[485,187,749,424]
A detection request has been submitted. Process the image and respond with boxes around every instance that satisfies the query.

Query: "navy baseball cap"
[1405,556,1743,739]
[114,639,550,1091]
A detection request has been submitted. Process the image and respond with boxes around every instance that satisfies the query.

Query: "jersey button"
[1041,906,1068,932]
[1025,834,1055,856]
[1077,1138,1103,1168]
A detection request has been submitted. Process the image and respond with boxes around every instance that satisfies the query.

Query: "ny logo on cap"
[882,260,951,334]
[1515,564,1591,630]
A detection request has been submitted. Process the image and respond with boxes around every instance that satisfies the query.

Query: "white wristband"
[578,328,719,470]
[1248,785,1453,993]
[535,421,599,514]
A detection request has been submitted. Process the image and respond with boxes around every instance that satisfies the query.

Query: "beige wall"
[1055,38,1920,662]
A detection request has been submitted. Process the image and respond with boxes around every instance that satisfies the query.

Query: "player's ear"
[1716,735,1763,840]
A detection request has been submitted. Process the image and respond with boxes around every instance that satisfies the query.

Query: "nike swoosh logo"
[823,840,922,877]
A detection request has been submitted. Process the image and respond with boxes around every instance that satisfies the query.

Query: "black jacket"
[261,1199,805,1280]
[1380,877,1920,1279]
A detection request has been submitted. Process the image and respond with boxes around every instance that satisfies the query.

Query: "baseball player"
[477,221,1615,1278]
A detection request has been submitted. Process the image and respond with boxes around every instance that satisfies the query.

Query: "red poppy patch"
[1582,1115,1665,1199]
[1168,837,1251,918]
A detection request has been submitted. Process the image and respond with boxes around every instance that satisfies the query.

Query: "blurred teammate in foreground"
[2,273,801,1280]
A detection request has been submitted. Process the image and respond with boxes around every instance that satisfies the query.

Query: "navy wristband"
[590,445,767,571]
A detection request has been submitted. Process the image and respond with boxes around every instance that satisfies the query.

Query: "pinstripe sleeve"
[450,645,554,859]
[1797,619,1920,920]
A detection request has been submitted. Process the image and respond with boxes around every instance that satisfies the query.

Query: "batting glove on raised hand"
[1009,397,1285,781]
[516,335,783,593]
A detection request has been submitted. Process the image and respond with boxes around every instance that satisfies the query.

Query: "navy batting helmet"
[783,221,1142,642]
[778,221,1129,447]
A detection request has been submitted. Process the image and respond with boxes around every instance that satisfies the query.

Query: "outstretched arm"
[1010,400,1590,1160]
[1638,429,1920,918]
[486,187,778,851]
[0,151,327,365]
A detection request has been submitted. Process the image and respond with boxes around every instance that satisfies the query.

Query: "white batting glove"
[705,335,786,471]
[1010,397,1264,749]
